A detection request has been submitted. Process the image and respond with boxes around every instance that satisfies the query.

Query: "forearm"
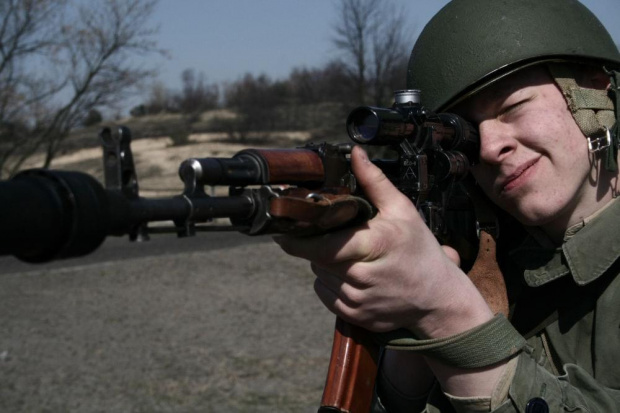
[376,350,434,412]
[427,358,508,400]
[378,306,517,412]
[377,349,515,413]
[412,273,510,398]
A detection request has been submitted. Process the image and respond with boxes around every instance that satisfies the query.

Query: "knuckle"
[341,287,365,308]
[353,271,375,290]
[343,262,370,286]
[362,221,403,261]
[335,304,366,326]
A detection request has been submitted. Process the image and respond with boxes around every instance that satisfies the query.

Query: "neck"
[542,165,619,245]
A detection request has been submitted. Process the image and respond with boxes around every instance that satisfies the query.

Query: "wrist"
[426,357,507,398]
[412,269,494,339]
[380,315,525,398]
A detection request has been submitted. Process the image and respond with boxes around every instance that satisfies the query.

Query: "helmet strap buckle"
[587,127,612,153]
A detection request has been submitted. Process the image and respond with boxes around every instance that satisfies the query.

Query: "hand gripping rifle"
[0,90,504,412]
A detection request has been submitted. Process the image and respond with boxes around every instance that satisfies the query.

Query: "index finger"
[273,225,373,265]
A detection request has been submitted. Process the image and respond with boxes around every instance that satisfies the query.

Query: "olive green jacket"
[492,198,620,412]
[376,199,620,412]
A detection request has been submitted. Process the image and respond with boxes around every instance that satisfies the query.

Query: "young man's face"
[453,66,613,237]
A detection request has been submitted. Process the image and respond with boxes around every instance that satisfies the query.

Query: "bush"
[83,109,103,126]
[130,104,148,117]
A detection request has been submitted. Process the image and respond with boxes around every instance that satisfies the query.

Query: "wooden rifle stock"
[319,317,379,413]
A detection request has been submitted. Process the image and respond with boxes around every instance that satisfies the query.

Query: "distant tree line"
[135,0,414,140]
[132,68,219,117]
[220,62,358,139]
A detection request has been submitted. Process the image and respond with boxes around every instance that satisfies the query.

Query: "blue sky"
[146,0,620,90]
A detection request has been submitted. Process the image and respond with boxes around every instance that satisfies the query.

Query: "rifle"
[0,89,486,412]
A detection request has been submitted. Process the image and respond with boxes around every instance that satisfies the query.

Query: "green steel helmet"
[407,0,620,112]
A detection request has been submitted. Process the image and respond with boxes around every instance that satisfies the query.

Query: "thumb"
[441,245,461,267]
[351,146,412,214]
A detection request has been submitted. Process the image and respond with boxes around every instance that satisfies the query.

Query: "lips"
[500,157,540,193]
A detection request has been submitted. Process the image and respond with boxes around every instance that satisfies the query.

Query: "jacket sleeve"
[375,347,620,413]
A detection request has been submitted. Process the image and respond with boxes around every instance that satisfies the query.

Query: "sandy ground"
[32,131,312,197]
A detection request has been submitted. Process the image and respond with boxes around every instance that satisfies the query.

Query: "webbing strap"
[604,69,620,171]
[548,64,615,136]
[548,63,618,170]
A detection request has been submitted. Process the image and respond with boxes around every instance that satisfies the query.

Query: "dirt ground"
[0,238,336,413]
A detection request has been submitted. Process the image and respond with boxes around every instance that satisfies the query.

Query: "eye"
[499,96,533,118]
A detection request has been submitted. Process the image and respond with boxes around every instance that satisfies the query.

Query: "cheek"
[519,106,569,146]
[521,105,588,168]
[533,87,585,149]
[563,123,589,155]
[546,110,590,172]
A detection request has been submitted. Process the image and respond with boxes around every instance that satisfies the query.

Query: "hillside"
[20,109,342,197]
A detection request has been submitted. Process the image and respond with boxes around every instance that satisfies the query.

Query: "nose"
[478,120,517,165]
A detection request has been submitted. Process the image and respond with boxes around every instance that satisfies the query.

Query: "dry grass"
[26,128,311,197]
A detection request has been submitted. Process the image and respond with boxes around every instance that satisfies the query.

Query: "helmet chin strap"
[547,63,618,171]
[604,68,620,171]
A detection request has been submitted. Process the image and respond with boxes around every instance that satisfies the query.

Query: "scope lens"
[347,109,379,143]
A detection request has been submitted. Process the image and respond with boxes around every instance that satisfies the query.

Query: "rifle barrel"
[0,169,255,263]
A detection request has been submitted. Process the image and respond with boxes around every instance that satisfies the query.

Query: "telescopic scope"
[346,90,422,146]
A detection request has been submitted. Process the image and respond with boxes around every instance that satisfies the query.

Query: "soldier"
[276,0,620,411]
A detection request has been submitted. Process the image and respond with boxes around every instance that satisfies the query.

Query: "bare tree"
[223,73,289,140]
[140,81,174,114]
[289,60,352,104]
[0,0,164,178]
[174,68,219,114]
[332,0,413,106]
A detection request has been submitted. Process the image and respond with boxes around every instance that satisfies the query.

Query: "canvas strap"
[378,314,525,369]
[547,63,618,170]
[604,68,620,170]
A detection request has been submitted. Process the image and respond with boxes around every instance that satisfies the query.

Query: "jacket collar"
[510,199,620,287]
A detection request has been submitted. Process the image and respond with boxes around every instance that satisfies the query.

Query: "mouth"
[500,157,540,193]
